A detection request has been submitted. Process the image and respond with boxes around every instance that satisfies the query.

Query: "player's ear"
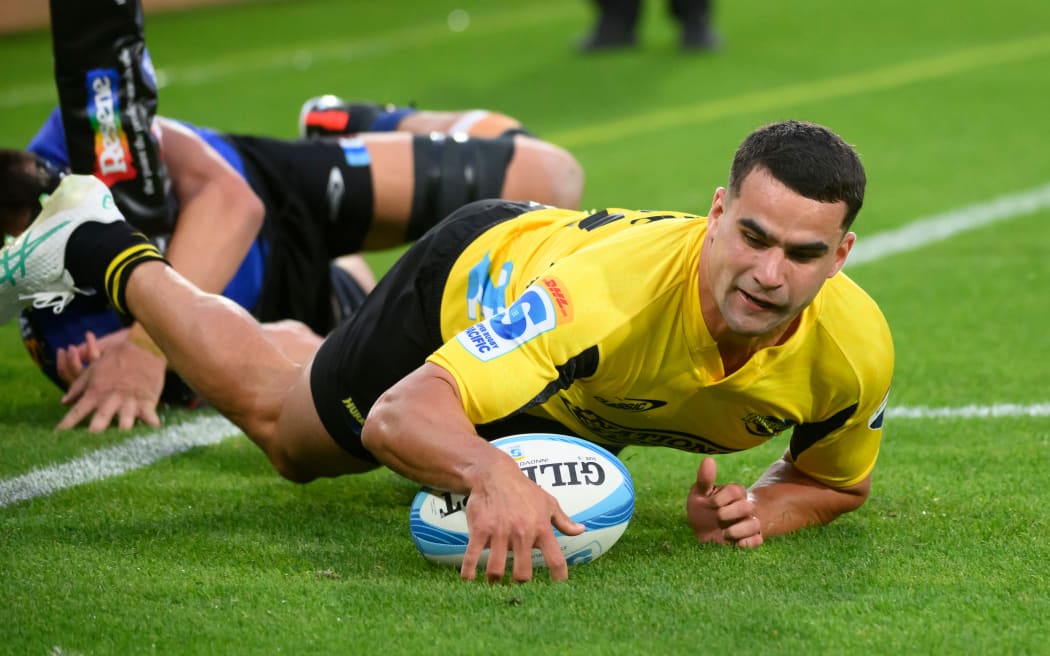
[829,231,856,277]
[707,187,727,230]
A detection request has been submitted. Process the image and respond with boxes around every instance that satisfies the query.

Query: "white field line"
[2,184,1050,508]
[888,403,1050,419]
[0,415,238,508]
[2,401,1047,509]
[847,183,1050,267]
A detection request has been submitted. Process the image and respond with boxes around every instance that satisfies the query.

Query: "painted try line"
[1,402,1048,509]
[888,403,1050,419]
[0,415,238,508]
[846,182,1050,267]
[3,183,1050,509]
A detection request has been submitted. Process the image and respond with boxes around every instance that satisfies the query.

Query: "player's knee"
[253,429,322,484]
[537,141,584,208]
[268,452,321,484]
[220,403,318,483]
[505,137,585,209]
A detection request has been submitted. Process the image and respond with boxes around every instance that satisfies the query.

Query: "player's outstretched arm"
[748,453,870,536]
[686,454,870,547]
[361,362,584,582]
[57,329,165,431]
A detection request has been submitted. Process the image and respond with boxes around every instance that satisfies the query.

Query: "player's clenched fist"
[686,457,764,548]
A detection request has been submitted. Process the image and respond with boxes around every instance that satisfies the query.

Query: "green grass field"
[2,0,1050,653]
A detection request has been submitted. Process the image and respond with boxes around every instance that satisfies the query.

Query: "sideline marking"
[888,403,1050,419]
[847,182,1050,267]
[3,401,1049,508]
[0,415,238,508]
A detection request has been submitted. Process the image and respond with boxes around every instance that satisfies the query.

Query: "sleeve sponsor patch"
[338,137,371,166]
[456,283,559,361]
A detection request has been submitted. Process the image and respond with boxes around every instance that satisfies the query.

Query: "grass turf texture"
[2,0,1050,652]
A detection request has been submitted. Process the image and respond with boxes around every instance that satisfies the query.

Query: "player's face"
[702,166,855,340]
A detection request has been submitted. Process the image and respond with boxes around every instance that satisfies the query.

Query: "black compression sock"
[65,221,168,318]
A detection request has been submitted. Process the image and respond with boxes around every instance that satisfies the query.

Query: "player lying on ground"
[0,96,583,431]
[0,120,892,583]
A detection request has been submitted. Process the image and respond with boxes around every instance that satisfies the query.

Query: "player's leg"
[361,132,583,248]
[121,263,372,480]
[49,0,174,232]
[395,110,525,139]
[669,0,719,51]
[579,0,642,51]
[332,254,377,293]
[239,131,581,260]
[299,95,527,139]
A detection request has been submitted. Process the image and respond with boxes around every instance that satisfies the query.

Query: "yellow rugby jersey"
[426,207,894,488]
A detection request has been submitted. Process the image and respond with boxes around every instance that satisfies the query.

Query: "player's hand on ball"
[460,460,584,583]
[686,457,763,548]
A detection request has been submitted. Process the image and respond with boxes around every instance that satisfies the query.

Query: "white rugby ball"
[409,433,634,568]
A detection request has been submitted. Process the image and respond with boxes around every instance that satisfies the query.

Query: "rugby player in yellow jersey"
[0,120,892,584]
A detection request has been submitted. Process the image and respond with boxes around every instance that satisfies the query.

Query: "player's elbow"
[359,393,399,463]
[821,477,871,524]
[230,178,265,233]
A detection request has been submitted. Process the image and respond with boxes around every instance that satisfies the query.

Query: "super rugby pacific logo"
[86,68,137,186]
[456,282,558,361]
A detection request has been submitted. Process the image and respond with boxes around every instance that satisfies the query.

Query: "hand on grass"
[686,457,764,548]
[56,330,166,432]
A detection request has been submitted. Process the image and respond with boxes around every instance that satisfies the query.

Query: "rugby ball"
[409,433,634,568]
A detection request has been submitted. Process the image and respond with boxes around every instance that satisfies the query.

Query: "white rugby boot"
[0,174,125,324]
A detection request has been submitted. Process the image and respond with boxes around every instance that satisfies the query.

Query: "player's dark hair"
[0,149,65,237]
[728,120,866,230]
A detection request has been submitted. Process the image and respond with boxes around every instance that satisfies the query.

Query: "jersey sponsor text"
[87,68,137,186]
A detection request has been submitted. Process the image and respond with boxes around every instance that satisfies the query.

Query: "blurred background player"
[579,0,719,52]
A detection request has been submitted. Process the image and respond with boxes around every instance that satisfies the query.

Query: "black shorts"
[227,134,374,335]
[309,198,570,462]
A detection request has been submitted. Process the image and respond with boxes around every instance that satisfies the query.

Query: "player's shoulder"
[814,272,894,375]
[517,205,703,224]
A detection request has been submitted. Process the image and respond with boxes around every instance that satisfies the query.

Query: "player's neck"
[715,319,797,376]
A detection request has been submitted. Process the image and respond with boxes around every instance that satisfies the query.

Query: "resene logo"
[86,68,137,186]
